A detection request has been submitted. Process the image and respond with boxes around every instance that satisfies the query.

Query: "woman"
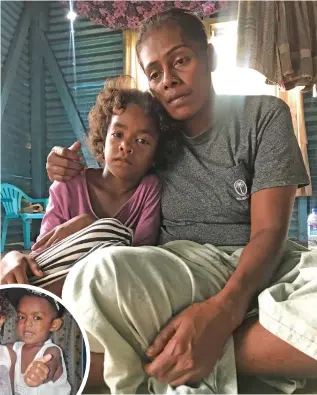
[46,9,317,394]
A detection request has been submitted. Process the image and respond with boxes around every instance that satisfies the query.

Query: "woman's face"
[139,25,213,123]
[16,296,61,346]
[104,103,159,181]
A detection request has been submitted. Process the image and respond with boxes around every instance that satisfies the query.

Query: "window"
[209,21,277,96]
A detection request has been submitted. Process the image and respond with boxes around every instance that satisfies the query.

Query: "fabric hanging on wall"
[277,2,317,91]
[75,1,227,30]
[279,89,312,197]
[236,1,317,92]
[236,1,281,85]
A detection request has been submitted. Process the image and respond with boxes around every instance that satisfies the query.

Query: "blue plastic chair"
[1,183,48,252]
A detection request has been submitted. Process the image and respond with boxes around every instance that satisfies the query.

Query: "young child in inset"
[0,77,180,295]
[0,292,15,395]
[6,288,71,395]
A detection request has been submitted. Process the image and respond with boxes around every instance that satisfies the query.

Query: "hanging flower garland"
[74,1,227,30]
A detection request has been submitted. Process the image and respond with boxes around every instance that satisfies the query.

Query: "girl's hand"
[33,214,96,250]
[23,354,52,387]
[0,251,43,285]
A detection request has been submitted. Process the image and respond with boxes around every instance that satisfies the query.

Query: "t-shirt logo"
[234,180,249,201]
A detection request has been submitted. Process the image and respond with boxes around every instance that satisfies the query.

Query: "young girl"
[0,77,179,294]
[5,288,71,395]
[0,293,15,395]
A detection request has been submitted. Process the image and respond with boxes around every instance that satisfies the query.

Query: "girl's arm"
[133,176,162,246]
[32,213,96,251]
[34,182,70,247]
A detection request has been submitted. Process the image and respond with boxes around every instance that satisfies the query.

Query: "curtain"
[236,1,317,92]
[123,29,148,91]
[236,1,314,196]
[279,89,312,197]
[236,1,281,85]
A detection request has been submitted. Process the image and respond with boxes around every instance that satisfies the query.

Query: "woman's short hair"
[136,8,208,64]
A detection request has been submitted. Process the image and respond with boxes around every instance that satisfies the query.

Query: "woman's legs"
[84,352,105,393]
[63,241,317,393]
[63,241,239,394]
[235,318,317,378]
[84,320,317,392]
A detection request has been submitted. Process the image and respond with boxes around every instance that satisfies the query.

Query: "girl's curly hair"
[87,76,183,170]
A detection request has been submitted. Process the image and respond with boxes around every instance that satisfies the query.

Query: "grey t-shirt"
[158,95,310,246]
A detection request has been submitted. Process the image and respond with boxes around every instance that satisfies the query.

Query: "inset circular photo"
[0,284,90,395]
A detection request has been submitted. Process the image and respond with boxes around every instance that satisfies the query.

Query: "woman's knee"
[63,246,135,296]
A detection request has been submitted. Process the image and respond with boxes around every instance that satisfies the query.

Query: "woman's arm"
[46,141,84,182]
[133,176,162,246]
[219,184,297,324]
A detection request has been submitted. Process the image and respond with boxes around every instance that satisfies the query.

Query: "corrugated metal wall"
[304,93,317,214]
[1,1,31,243]
[45,1,123,191]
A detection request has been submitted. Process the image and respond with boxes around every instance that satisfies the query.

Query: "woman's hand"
[144,294,239,387]
[0,251,43,285]
[33,214,96,250]
[46,141,84,182]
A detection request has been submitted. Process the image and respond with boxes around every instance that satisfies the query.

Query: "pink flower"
[106,14,117,28]
[76,2,90,15]
[136,6,145,14]
[114,1,127,12]
[188,1,200,10]
[152,2,164,13]
[99,8,108,17]
[202,2,216,15]
[112,1,126,18]
[174,1,184,9]
[142,10,154,20]
[127,15,141,28]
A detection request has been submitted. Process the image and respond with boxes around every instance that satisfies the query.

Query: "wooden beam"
[30,3,47,200]
[298,197,308,242]
[38,27,98,167]
[1,3,32,118]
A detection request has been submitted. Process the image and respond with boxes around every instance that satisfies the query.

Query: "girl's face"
[139,25,213,124]
[0,315,5,328]
[16,296,61,346]
[104,103,159,181]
